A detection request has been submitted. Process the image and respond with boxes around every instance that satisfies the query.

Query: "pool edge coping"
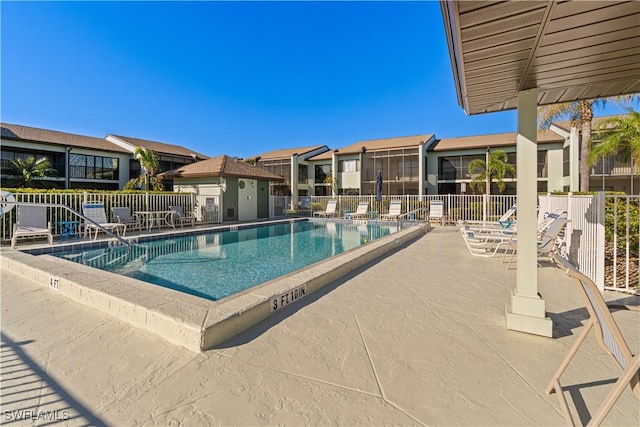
[0,223,427,352]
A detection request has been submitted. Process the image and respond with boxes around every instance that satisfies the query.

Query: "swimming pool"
[52,220,400,301]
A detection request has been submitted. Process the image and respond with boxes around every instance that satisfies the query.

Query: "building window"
[314,164,331,184]
[70,154,119,180]
[298,164,308,182]
[563,146,570,177]
[1,148,65,177]
[537,181,548,193]
[339,159,358,172]
[537,151,548,178]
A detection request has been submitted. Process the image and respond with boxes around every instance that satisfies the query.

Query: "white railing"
[0,191,197,241]
[539,193,639,294]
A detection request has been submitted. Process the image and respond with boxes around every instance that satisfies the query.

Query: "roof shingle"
[159,155,285,181]
[429,130,564,152]
[338,134,435,154]
[1,123,130,153]
[109,135,209,159]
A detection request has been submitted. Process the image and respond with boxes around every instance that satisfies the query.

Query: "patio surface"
[1,227,639,426]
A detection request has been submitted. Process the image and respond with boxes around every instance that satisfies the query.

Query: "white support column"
[506,88,553,337]
[418,143,426,196]
[290,155,299,210]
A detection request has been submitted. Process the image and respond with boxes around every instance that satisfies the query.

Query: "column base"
[505,290,553,337]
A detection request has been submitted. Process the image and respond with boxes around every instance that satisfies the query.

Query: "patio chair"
[349,202,369,220]
[11,205,53,249]
[547,254,639,426]
[111,207,141,233]
[169,205,196,227]
[380,200,402,221]
[313,199,338,217]
[502,216,569,269]
[461,228,514,257]
[82,203,126,240]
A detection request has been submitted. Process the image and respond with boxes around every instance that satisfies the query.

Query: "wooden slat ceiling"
[441,0,640,115]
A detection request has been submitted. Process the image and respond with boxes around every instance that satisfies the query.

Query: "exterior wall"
[546,144,565,192]
[257,180,270,218]
[223,178,239,221]
[238,178,258,221]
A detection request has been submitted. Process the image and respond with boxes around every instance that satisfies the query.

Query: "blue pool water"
[52,221,400,301]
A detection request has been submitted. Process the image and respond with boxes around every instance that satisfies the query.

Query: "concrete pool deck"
[1,227,639,425]
[0,220,426,351]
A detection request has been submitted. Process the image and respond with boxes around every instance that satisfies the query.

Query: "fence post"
[145,192,150,211]
[482,193,487,222]
[596,192,605,291]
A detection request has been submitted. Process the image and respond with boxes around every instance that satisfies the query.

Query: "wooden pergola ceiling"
[441,0,640,115]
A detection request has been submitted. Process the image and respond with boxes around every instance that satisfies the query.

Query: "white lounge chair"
[349,202,369,220]
[313,200,338,217]
[458,204,517,231]
[82,203,126,240]
[11,205,53,248]
[169,205,196,227]
[380,200,402,221]
[111,207,141,233]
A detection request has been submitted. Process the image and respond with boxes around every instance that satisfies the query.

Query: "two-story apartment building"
[246,145,330,203]
[426,129,566,195]
[310,134,437,196]
[0,123,207,190]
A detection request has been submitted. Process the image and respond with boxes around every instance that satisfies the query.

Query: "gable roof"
[551,115,626,133]
[159,155,285,180]
[248,145,328,161]
[338,134,435,154]
[429,130,564,152]
[108,135,209,159]
[1,123,130,153]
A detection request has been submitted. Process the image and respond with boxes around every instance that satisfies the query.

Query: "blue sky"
[1,1,630,159]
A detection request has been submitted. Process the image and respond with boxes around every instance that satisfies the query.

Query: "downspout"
[65,147,72,189]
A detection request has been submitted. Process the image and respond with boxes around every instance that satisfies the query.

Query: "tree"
[133,147,161,191]
[588,109,640,192]
[323,175,338,196]
[538,96,639,192]
[468,149,515,195]
[589,109,640,167]
[1,156,57,188]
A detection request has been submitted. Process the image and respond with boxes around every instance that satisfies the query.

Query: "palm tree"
[588,109,640,193]
[468,149,515,195]
[538,96,639,192]
[133,147,161,191]
[2,156,57,188]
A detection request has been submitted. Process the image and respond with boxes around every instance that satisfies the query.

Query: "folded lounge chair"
[169,205,196,227]
[82,203,126,239]
[11,205,53,249]
[547,254,639,426]
[380,200,402,221]
[313,199,338,217]
[111,207,141,233]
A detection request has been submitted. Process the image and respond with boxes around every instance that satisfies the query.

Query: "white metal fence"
[1,191,199,240]
[271,194,518,223]
[3,190,636,294]
[539,193,638,293]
